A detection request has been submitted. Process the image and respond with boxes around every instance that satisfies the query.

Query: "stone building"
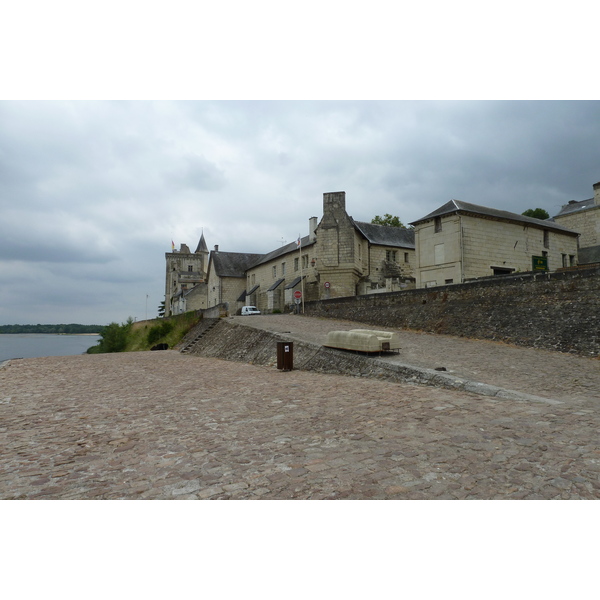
[410,200,580,288]
[206,247,263,312]
[315,191,416,300]
[164,234,209,316]
[551,181,600,265]
[245,218,319,313]
[177,192,416,315]
[243,192,416,312]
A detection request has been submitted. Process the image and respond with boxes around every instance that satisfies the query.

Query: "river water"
[0,334,102,363]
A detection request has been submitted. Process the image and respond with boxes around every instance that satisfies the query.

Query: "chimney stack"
[214,245,219,252]
[309,216,318,242]
[594,181,600,206]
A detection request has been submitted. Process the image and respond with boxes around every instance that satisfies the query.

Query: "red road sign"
[294,290,302,299]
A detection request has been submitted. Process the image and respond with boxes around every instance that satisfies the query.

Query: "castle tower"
[165,233,209,316]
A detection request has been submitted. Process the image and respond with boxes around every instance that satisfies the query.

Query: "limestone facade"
[552,181,600,250]
[245,229,319,313]
[411,200,579,288]
[206,249,263,313]
[315,192,416,300]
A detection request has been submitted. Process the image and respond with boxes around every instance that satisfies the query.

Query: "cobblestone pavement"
[1,343,599,499]
[229,314,600,403]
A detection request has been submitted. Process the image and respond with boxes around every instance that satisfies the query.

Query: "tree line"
[0,324,103,334]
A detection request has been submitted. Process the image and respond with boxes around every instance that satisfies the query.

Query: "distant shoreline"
[0,332,100,336]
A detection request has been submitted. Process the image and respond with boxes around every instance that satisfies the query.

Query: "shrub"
[94,318,134,353]
[147,320,174,345]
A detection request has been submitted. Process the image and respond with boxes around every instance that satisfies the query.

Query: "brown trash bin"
[276,341,293,371]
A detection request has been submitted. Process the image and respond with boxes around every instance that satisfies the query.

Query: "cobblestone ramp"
[183,320,559,403]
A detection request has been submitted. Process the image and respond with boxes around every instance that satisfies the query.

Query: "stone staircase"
[178,318,220,354]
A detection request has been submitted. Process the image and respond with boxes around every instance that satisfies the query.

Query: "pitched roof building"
[410,199,579,288]
[551,181,600,265]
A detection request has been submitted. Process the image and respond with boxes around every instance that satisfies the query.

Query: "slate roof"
[268,278,285,291]
[249,235,315,268]
[352,220,415,248]
[578,245,600,265]
[552,198,598,218]
[285,276,305,289]
[410,199,579,236]
[195,232,208,253]
[211,252,264,278]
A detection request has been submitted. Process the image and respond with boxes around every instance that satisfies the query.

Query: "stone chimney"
[322,191,346,228]
[214,245,219,252]
[594,181,600,206]
[324,191,346,213]
[309,216,318,242]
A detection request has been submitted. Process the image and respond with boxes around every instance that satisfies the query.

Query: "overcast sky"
[1,2,598,326]
[1,100,599,325]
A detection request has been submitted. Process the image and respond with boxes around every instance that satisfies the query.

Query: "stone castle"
[165,184,600,317]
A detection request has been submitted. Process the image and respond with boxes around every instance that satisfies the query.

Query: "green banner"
[532,255,548,271]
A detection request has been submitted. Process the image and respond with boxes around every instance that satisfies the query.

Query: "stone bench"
[323,329,401,353]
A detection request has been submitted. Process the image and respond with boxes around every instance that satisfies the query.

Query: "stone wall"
[304,267,600,356]
[182,319,474,391]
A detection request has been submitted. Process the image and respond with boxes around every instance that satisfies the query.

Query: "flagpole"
[299,234,305,314]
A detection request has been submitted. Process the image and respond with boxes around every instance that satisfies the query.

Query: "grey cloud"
[1,100,600,325]
[166,154,226,192]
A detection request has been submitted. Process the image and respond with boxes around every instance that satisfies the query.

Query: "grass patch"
[87,312,202,353]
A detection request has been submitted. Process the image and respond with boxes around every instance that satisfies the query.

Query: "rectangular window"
[281,262,286,276]
[434,217,442,233]
[562,254,568,268]
[302,254,308,269]
[445,279,454,285]
[543,230,550,249]
[294,257,299,271]
[272,266,277,278]
[188,265,193,272]
[404,252,409,263]
[386,250,397,262]
[569,255,575,267]
[251,274,255,285]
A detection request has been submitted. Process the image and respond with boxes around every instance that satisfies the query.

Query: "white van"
[241,305,261,316]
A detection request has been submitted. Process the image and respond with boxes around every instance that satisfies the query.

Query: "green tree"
[94,317,134,353]
[522,208,550,220]
[371,214,408,228]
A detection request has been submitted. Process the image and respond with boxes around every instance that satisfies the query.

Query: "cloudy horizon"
[1,100,599,326]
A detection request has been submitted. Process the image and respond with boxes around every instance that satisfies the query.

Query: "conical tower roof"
[195,232,208,253]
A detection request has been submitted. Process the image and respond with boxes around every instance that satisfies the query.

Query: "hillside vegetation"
[87,312,201,354]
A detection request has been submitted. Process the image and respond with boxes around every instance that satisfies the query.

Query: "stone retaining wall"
[183,320,467,390]
[304,267,600,356]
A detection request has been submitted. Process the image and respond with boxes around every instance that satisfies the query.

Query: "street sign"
[324,282,330,288]
[294,290,302,299]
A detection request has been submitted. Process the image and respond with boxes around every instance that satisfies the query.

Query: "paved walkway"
[1,317,599,499]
